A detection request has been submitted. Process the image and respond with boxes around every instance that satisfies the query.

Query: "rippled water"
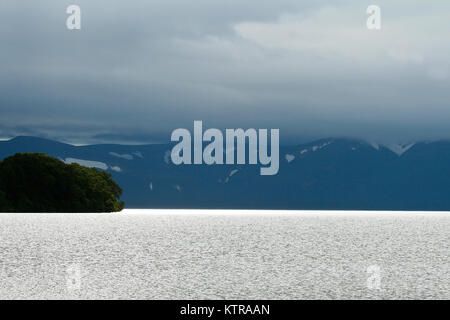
[0,210,449,299]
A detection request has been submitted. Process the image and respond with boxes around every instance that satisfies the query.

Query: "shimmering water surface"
[0,210,449,299]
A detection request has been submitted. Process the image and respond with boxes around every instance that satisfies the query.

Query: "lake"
[0,210,449,299]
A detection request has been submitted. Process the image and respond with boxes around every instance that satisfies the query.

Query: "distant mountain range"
[1,136,450,210]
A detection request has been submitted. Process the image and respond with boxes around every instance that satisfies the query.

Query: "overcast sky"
[1,0,450,144]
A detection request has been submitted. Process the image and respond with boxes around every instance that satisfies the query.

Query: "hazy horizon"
[1,134,447,148]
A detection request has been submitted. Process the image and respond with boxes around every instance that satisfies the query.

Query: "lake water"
[0,210,449,300]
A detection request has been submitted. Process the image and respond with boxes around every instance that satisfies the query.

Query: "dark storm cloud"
[1,0,450,144]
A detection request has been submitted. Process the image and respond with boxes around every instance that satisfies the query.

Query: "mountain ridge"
[1,136,450,210]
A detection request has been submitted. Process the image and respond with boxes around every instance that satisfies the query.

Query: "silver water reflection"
[0,211,449,299]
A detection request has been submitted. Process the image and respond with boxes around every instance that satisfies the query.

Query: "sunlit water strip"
[122,209,450,215]
[0,210,449,299]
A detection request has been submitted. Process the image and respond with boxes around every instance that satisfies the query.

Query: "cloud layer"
[1,0,450,144]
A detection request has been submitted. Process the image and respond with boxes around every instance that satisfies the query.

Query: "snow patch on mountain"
[164,150,171,164]
[224,169,239,183]
[300,141,332,155]
[285,154,295,163]
[384,143,415,156]
[312,141,332,152]
[132,151,144,159]
[110,166,122,172]
[109,152,133,160]
[369,142,380,150]
[367,140,417,155]
[63,158,108,170]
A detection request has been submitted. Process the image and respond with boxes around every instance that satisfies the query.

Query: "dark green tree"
[0,153,124,212]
